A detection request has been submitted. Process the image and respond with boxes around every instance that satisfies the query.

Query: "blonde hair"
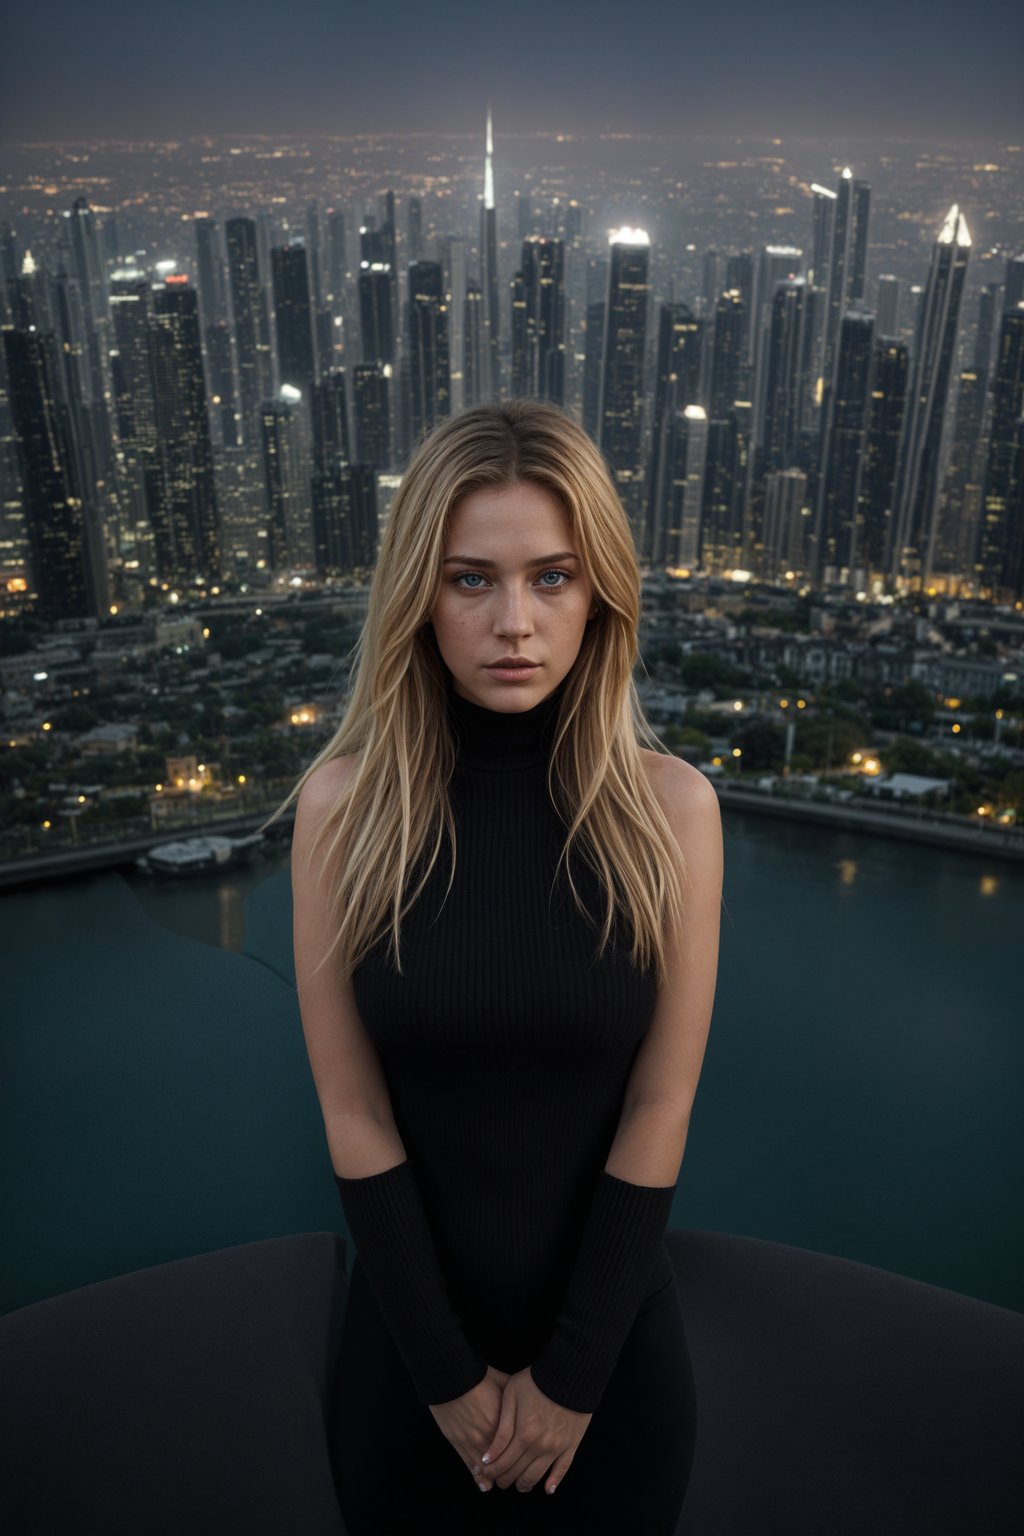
[262,398,688,986]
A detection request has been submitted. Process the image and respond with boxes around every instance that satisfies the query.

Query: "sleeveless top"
[350,669,671,1368]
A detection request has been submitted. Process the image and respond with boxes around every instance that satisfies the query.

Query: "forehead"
[445,481,576,547]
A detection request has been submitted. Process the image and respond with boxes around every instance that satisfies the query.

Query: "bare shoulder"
[298,753,361,813]
[638,747,720,823]
[293,754,362,857]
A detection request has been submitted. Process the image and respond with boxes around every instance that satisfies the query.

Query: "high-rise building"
[511,236,566,404]
[271,243,316,407]
[305,200,324,310]
[643,303,702,560]
[108,266,160,535]
[821,168,870,386]
[814,308,874,585]
[353,362,391,469]
[407,259,450,445]
[150,275,221,582]
[666,406,709,570]
[762,468,810,582]
[708,290,747,418]
[752,245,802,412]
[888,205,971,589]
[858,338,909,580]
[937,366,989,577]
[1004,255,1024,316]
[204,319,237,447]
[976,302,1024,601]
[446,235,467,414]
[597,227,650,536]
[225,217,273,448]
[407,197,423,264]
[2,325,107,619]
[480,106,500,399]
[358,262,394,365]
[759,278,814,472]
[701,415,746,574]
[875,275,901,338]
[463,280,482,408]
[311,369,353,573]
[194,217,225,328]
[582,299,604,440]
[260,387,309,570]
[326,209,348,304]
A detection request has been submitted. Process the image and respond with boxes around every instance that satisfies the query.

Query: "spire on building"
[938,204,971,247]
[484,104,494,212]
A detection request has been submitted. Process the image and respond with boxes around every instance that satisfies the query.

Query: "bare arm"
[291,755,406,1178]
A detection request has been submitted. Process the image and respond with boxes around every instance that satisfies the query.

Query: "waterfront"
[3,807,1020,1317]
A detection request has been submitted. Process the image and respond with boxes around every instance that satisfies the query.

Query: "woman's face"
[430,479,596,711]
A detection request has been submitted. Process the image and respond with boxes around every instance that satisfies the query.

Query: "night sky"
[2,0,1022,142]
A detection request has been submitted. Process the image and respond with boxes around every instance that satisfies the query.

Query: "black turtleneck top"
[350,671,672,1369]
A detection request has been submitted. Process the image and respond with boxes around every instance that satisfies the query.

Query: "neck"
[444,670,566,771]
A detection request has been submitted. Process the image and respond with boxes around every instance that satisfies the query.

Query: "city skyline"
[2,0,1023,143]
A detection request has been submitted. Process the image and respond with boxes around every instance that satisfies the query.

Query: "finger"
[545,1449,574,1495]
[496,1450,535,1491]
[481,1383,517,1471]
[513,1453,553,1494]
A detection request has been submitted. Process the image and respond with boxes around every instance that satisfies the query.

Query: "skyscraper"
[708,289,747,418]
[821,168,871,387]
[814,308,874,586]
[875,275,901,338]
[3,325,107,619]
[407,259,451,445]
[643,302,702,560]
[311,369,353,573]
[858,337,909,580]
[260,387,309,570]
[598,227,650,536]
[353,362,390,470]
[480,106,500,399]
[511,236,566,404]
[888,205,971,590]
[463,280,482,409]
[225,217,273,448]
[194,217,226,329]
[759,279,814,473]
[358,262,395,365]
[271,243,316,407]
[976,302,1024,601]
[150,275,221,583]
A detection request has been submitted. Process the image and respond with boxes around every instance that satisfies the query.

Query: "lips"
[486,660,538,669]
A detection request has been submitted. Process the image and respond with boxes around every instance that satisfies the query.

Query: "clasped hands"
[429,1362,593,1497]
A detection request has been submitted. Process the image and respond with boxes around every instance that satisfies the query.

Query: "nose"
[494,583,534,640]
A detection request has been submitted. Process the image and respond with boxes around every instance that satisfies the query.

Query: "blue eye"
[453,568,573,590]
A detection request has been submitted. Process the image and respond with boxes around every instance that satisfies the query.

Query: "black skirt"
[330,1254,697,1535]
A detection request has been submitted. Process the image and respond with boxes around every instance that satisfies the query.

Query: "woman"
[277,398,721,1533]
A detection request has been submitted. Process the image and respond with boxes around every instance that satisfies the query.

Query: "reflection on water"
[124,839,291,952]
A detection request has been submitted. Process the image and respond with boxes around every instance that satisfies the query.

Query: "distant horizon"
[3,129,1023,149]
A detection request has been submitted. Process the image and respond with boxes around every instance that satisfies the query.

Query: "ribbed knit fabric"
[348,668,676,1410]
[528,1171,677,1412]
[334,1160,488,1407]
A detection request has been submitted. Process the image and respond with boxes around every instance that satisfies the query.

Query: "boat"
[134,832,265,878]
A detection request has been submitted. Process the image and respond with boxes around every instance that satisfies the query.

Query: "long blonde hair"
[262,398,688,985]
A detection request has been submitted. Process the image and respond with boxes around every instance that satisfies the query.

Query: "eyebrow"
[442,552,580,567]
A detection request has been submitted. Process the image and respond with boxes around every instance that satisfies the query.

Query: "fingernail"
[478,1482,488,1493]
[481,1454,490,1464]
